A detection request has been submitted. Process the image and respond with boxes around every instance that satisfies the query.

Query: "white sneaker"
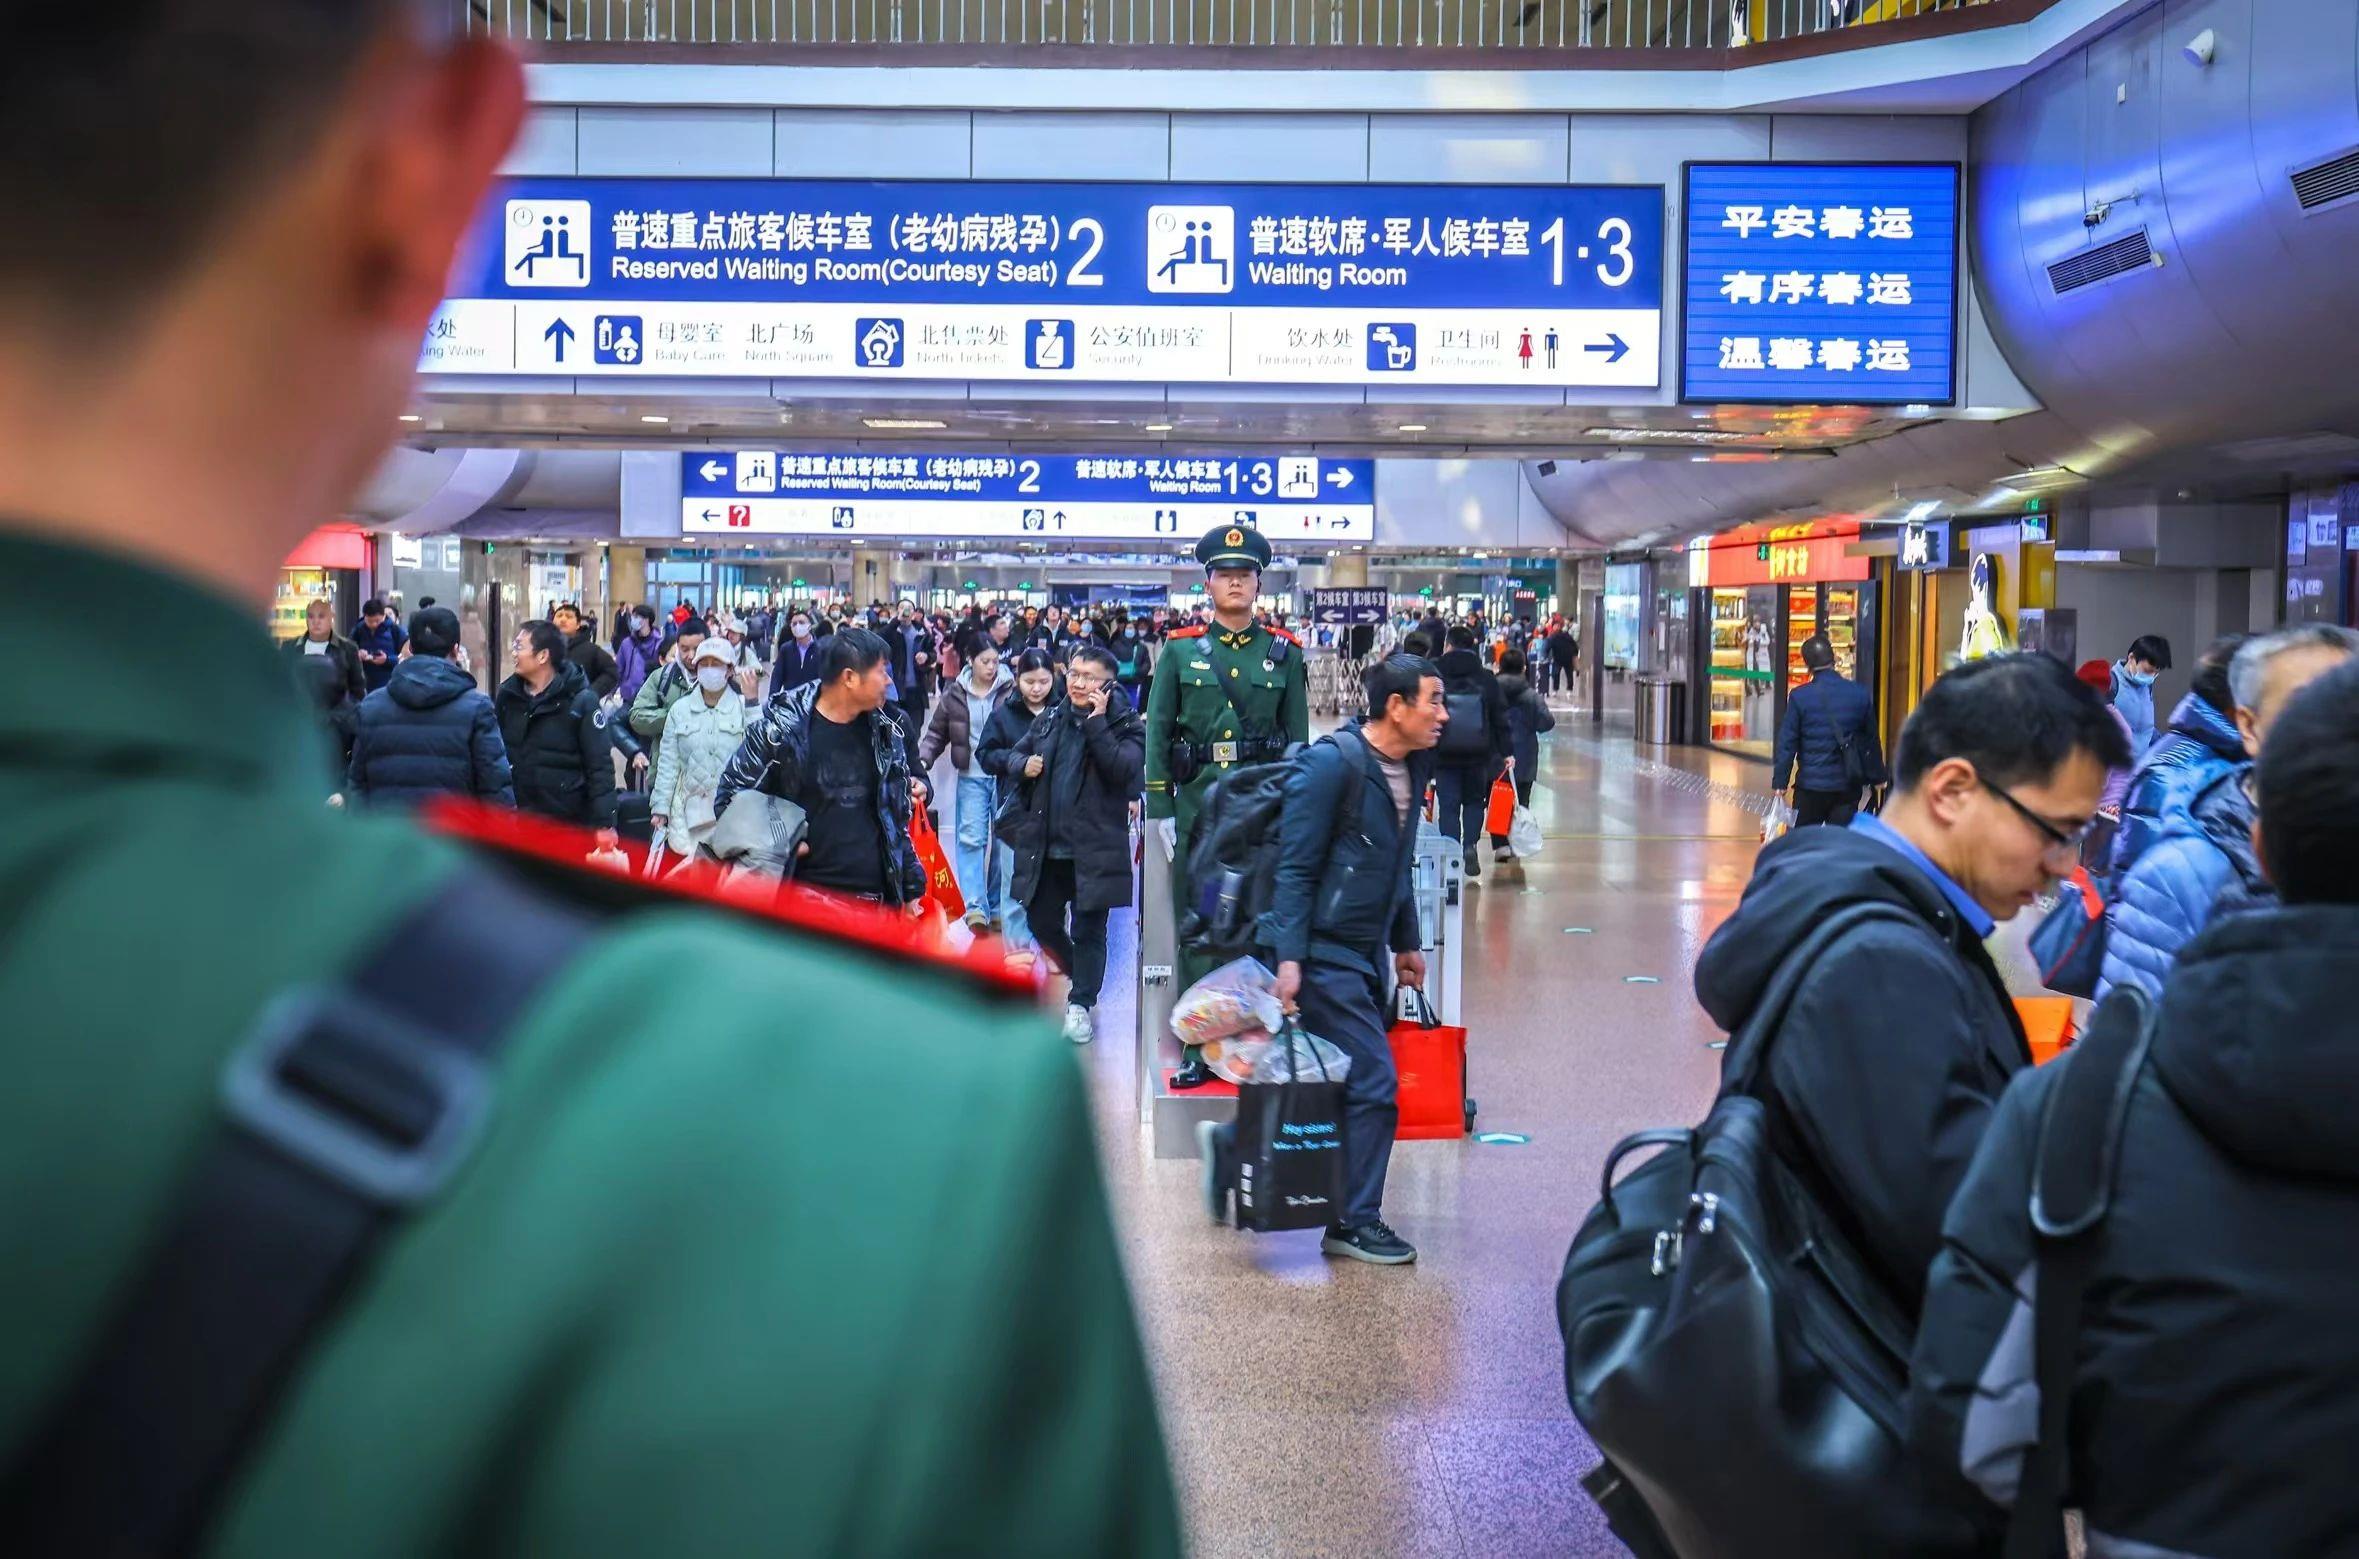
[1062,1004,1095,1044]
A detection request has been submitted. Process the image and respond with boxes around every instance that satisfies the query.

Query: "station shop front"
[1685,520,1879,762]
[272,526,372,643]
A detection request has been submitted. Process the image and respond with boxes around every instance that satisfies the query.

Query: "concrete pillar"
[608,545,649,614]
[1556,558,1580,620]
[851,549,895,608]
[1324,553,1371,587]
[459,540,532,691]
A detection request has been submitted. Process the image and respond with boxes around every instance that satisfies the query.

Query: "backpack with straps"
[1,858,594,1556]
[1178,732,1358,961]
[1557,902,1989,1558]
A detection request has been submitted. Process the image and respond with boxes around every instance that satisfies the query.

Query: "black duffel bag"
[1557,902,1988,1559]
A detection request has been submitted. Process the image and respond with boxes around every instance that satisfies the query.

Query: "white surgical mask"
[697,664,731,694]
[791,620,812,640]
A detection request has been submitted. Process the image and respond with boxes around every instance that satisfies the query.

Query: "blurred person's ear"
[326,32,525,340]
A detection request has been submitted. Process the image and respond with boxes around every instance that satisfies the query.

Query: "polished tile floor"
[1075,711,1777,1558]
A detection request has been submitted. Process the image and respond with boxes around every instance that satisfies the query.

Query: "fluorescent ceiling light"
[639,414,669,424]
[1905,500,1941,522]
[397,414,422,424]
[864,418,947,431]
[1397,423,1428,433]
[1582,426,1757,445]
[1145,423,1174,432]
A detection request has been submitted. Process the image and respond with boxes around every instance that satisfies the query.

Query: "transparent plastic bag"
[1760,797,1796,845]
[1205,1023,1354,1087]
[1509,804,1544,859]
[1170,957,1285,1049]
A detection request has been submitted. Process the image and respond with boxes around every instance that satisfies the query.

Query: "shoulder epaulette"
[1269,628,1301,651]
[1167,626,1207,640]
[417,797,1031,999]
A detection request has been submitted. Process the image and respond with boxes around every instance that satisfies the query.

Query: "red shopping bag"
[909,804,964,920]
[1483,769,1516,836]
[1390,989,1470,1140]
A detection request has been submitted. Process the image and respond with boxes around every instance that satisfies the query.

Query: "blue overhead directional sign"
[1679,163,1960,406]
[681,450,1377,543]
[425,178,1664,389]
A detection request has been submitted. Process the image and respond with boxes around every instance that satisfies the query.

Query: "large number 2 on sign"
[1068,218,1106,287]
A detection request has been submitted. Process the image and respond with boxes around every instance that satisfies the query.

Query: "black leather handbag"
[1558,903,1987,1558]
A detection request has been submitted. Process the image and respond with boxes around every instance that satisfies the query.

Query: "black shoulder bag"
[1,860,593,1557]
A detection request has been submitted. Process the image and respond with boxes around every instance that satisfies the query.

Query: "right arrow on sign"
[1585,333,1629,364]
[1327,468,1355,489]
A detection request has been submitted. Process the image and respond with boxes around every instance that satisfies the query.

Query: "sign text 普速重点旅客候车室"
[1679,163,1960,407]
[678,450,1378,544]
[424,177,1665,390]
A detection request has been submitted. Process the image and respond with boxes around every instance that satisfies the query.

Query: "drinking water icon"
[505,200,590,287]
[1366,323,1417,373]
[1146,205,1235,294]
[593,316,642,366]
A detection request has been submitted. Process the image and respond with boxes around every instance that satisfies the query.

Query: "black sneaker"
[1171,1058,1215,1091]
[1196,1120,1230,1226]
[1322,1220,1417,1265]
[1462,846,1482,880]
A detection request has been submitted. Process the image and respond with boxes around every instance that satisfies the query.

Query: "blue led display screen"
[1680,162,1959,406]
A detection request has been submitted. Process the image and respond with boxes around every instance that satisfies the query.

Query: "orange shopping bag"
[1389,988,1470,1139]
[909,803,964,920]
[1483,768,1516,836]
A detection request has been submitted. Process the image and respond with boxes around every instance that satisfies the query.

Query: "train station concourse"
[10,0,2359,1554]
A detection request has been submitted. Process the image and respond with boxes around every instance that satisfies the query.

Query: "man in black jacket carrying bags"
[1198,654,1449,1267]
[1694,653,2124,1318]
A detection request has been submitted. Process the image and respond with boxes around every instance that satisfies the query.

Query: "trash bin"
[1636,676,1685,746]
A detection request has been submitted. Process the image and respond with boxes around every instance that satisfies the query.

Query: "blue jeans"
[952,774,999,919]
[996,840,1033,952]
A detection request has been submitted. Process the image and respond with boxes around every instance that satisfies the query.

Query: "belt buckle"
[1211,741,1240,764]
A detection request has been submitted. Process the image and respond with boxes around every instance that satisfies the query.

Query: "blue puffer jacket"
[2097,766,2261,1001]
[2107,693,2246,879]
[348,655,514,808]
[2110,661,2159,758]
[1772,670,1876,792]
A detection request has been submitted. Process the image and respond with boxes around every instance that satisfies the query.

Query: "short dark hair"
[1446,625,1476,651]
[818,626,888,684]
[1402,631,1434,659]
[1801,634,1836,672]
[1894,652,2132,792]
[1365,654,1441,720]
[519,619,566,667]
[362,598,385,616]
[1011,648,1057,680]
[1500,650,1529,677]
[2128,634,2174,670]
[552,600,581,620]
[2256,659,2359,905]
[1,3,424,320]
[1067,645,1119,677]
[675,616,709,641]
[409,606,461,658]
[417,596,437,611]
[2191,632,2252,715]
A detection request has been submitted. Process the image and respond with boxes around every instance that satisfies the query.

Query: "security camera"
[2183,28,2216,65]
[2082,201,2112,228]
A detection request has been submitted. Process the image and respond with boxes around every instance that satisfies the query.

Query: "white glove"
[1157,817,1178,858]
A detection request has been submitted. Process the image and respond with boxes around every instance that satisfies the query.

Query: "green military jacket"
[1142,621,1310,823]
[0,535,1179,1556]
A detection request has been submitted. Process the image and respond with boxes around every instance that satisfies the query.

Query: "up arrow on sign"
[698,459,728,481]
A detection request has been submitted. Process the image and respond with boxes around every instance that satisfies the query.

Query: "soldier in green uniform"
[1145,523,1311,1089]
[0,9,1178,1554]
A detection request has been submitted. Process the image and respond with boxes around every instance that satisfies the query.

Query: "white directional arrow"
[1327,468,1355,489]
[699,459,728,482]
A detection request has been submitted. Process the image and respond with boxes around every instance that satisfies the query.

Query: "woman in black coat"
[975,650,1060,966]
[1000,645,1144,1044]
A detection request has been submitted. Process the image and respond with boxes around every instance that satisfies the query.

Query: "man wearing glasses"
[1695,653,2129,1322]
